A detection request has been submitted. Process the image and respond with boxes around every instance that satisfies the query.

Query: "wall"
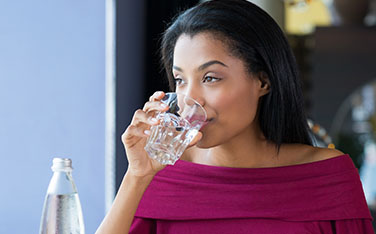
[311,26,376,133]
[0,1,105,233]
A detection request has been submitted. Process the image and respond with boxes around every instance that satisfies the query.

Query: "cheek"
[198,90,259,148]
[198,81,262,147]
[229,95,258,125]
[208,87,259,123]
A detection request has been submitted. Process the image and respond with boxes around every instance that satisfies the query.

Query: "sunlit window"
[285,0,332,34]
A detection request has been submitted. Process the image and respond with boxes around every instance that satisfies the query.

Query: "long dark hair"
[160,0,312,147]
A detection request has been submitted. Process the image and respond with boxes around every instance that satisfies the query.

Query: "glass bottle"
[39,158,85,234]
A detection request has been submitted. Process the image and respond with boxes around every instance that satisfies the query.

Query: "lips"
[200,118,214,130]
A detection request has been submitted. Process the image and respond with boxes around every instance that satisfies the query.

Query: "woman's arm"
[95,91,202,233]
[96,91,168,234]
[95,172,154,234]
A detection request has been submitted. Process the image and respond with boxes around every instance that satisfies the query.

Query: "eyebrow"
[173,60,228,72]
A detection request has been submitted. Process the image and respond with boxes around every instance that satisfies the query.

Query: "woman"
[96,0,374,233]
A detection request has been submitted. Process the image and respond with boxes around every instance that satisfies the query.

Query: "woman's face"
[172,32,269,148]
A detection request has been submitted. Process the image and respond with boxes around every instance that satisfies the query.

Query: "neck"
[203,123,279,168]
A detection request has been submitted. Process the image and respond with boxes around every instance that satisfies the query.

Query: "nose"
[184,85,205,107]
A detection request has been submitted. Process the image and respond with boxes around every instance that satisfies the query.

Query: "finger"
[142,100,169,113]
[131,109,160,126]
[121,125,150,144]
[188,131,203,147]
[149,91,165,102]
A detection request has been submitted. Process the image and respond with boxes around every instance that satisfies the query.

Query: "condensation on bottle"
[39,158,85,234]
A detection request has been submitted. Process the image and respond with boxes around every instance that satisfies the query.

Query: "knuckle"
[142,102,150,110]
[121,131,128,141]
[127,125,136,131]
[122,125,136,141]
[135,109,144,115]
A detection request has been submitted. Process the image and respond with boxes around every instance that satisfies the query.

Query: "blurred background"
[0,0,375,233]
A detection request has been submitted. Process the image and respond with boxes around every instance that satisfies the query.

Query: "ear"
[257,71,270,97]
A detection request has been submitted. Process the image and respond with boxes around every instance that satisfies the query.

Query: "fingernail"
[156,91,163,96]
[160,103,168,108]
[149,117,158,123]
[144,130,151,135]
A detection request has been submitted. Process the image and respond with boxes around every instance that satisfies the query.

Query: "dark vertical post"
[114,0,199,192]
[115,0,146,190]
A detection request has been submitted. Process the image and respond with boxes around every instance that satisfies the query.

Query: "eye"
[203,76,221,83]
[173,78,185,86]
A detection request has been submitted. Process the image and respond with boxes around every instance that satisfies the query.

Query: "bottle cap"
[51,158,73,172]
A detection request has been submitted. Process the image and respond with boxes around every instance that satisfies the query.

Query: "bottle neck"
[47,170,77,195]
[52,168,72,173]
[46,158,77,195]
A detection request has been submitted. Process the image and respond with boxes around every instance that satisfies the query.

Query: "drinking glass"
[144,92,207,165]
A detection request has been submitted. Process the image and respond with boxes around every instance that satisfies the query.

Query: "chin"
[195,141,211,149]
[195,134,220,149]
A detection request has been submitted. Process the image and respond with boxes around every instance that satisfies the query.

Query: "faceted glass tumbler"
[144,92,207,165]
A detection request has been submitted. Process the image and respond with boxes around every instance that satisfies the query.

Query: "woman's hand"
[97,92,204,234]
[121,91,170,178]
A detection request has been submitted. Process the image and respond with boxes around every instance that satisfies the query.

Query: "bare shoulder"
[310,146,345,162]
[280,144,345,165]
